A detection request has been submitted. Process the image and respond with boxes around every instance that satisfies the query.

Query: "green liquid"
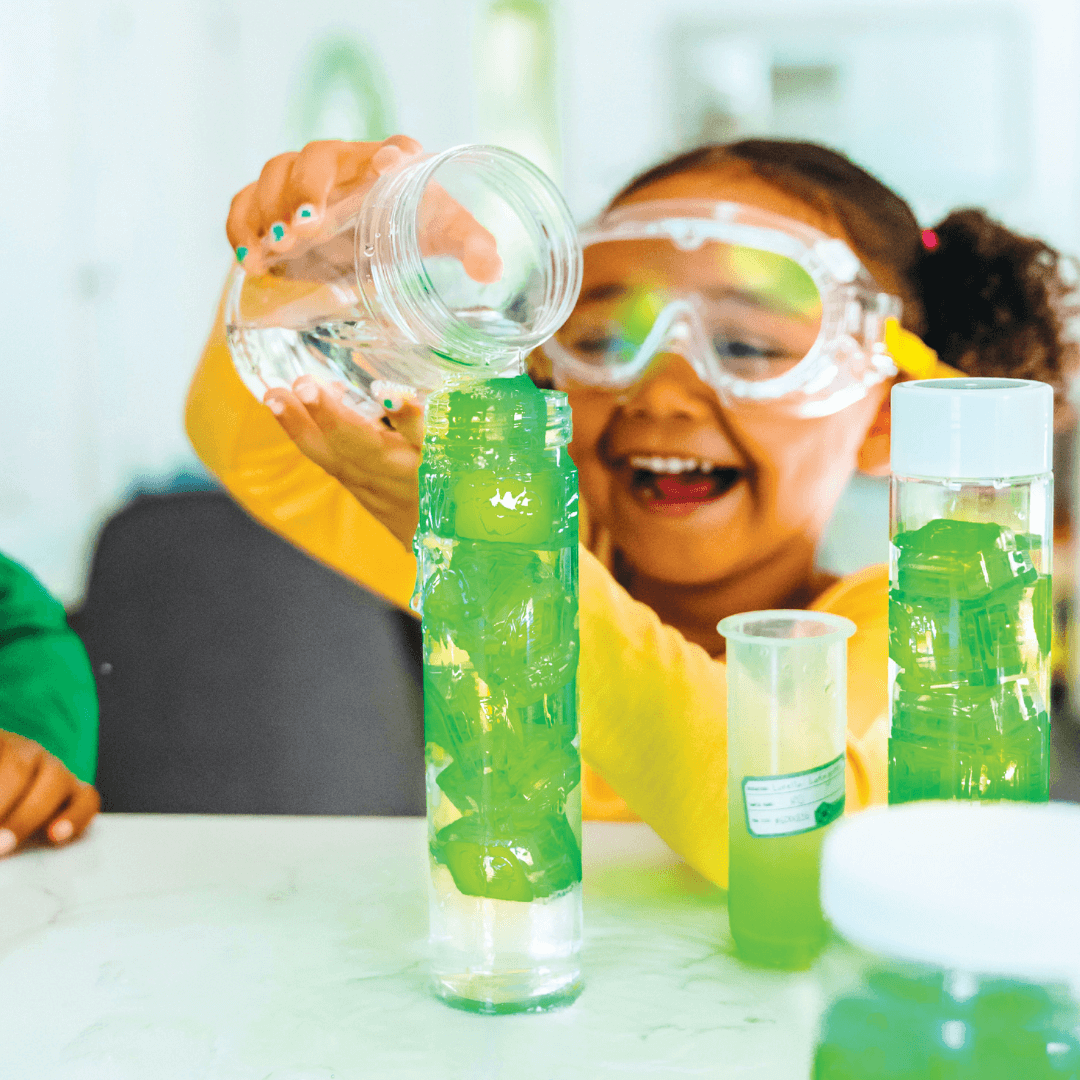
[728,795,828,969]
[888,519,1050,804]
[418,376,581,903]
[814,969,1080,1079]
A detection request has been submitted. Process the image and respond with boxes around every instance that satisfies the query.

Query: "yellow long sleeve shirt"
[186,312,890,887]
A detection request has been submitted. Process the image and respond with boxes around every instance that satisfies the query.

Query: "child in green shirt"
[0,552,99,855]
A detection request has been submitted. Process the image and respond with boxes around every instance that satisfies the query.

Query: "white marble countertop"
[0,816,849,1079]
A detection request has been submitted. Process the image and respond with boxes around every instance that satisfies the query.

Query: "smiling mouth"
[624,454,744,508]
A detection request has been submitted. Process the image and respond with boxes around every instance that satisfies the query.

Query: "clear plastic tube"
[719,610,854,970]
[415,376,582,1013]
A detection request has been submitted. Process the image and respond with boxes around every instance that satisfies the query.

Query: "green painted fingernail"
[236,246,248,262]
[384,398,394,409]
[298,204,314,219]
[270,222,286,242]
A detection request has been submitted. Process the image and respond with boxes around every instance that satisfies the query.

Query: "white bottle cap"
[822,802,1080,983]
[891,378,1053,479]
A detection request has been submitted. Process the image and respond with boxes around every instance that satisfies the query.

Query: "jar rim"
[358,144,582,371]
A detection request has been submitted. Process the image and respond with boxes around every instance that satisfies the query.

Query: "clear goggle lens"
[542,201,902,416]
[552,238,822,384]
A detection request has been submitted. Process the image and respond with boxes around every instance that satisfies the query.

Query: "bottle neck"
[424,376,571,455]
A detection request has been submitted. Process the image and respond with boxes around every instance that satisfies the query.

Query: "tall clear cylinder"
[414,374,582,1014]
[888,378,1054,804]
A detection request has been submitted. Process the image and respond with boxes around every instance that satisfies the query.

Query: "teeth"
[628,455,720,474]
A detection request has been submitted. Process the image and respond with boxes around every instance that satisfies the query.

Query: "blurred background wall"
[3,0,1079,602]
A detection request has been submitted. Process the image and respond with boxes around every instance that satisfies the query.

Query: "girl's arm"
[577,547,881,888]
[185,306,418,610]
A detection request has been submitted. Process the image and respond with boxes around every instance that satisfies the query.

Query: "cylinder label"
[741,753,846,838]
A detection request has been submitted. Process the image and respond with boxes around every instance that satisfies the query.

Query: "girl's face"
[561,167,891,587]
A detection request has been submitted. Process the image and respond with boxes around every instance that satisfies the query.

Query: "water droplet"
[363,244,375,257]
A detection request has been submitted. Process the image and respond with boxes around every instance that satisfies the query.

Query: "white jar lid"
[822,802,1080,983]
[891,378,1053,479]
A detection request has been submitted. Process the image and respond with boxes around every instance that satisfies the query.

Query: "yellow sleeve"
[576,552,889,888]
[185,301,417,610]
[576,546,731,886]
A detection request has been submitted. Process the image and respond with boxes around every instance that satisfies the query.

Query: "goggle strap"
[885,318,964,380]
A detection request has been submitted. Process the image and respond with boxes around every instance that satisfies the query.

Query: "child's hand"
[265,376,423,549]
[0,731,100,857]
[227,135,502,281]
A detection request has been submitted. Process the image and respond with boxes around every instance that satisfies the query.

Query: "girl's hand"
[227,135,501,281]
[265,375,424,549]
[0,731,100,857]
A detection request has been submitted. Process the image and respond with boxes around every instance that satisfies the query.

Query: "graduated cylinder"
[888,378,1053,804]
[414,374,582,1014]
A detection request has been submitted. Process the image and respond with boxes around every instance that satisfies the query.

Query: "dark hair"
[612,140,1079,403]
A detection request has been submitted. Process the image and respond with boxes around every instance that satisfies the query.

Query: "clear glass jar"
[888,378,1054,804]
[815,802,1080,1079]
[414,373,581,1014]
[224,144,581,413]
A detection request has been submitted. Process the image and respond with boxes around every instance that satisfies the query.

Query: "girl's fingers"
[272,377,421,546]
[370,380,425,448]
[285,136,423,231]
[303,380,390,446]
[389,401,426,448]
[381,133,424,157]
[0,756,71,851]
[418,183,503,284]
[263,386,342,476]
[299,381,421,484]
[226,182,264,269]
[369,135,423,181]
[286,141,369,225]
[253,152,301,256]
[227,134,426,273]
[47,783,100,846]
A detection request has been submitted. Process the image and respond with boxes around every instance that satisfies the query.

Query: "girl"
[187,136,1077,886]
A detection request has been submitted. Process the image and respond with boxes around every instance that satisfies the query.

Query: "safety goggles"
[543,200,904,417]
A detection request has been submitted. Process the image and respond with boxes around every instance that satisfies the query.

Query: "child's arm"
[187,134,498,606]
[0,554,100,853]
[186,306,419,610]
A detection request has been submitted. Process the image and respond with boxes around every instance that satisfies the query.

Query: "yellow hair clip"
[884,318,964,380]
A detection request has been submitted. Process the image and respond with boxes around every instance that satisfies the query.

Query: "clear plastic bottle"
[415,374,581,1014]
[224,144,581,413]
[814,801,1080,1079]
[888,378,1053,804]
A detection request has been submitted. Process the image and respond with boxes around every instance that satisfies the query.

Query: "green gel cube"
[895,519,1037,602]
[433,811,582,902]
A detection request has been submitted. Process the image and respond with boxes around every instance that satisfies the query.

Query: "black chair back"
[71,491,424,815]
